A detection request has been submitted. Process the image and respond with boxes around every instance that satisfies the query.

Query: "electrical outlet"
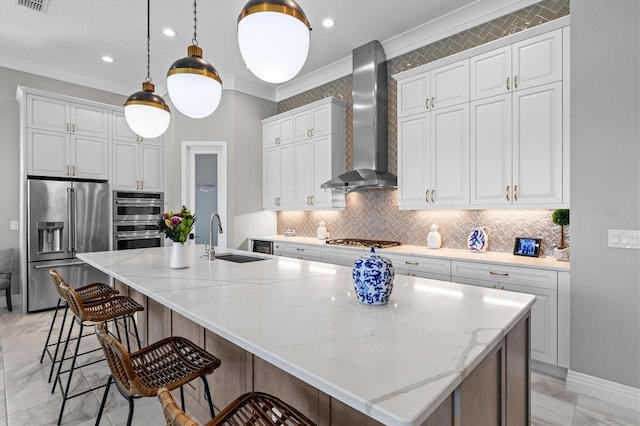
[9,220,19,231]
[608,229,640,249]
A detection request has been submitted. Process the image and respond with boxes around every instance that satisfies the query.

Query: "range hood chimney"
[321,41,397,192]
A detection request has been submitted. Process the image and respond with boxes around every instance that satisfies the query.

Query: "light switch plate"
[608,229,640,249]
[9,220,19,231]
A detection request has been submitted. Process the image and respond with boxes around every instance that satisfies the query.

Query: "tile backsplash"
[276,0,570,256]
[277,191,569,256]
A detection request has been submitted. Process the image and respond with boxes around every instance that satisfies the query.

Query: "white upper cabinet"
[263,116,293,148]
[430,60,470,110]
[397,59,469,118]
[512,29,563,91]
[112,110,162,146]
[512,82,563,204]
[293,103,332,141]
[397,103,469,209]
[112,139,163,191]
[27,94,108,138]
[24,93,109,179]
[263,97,346,211]
[471,29,562,101]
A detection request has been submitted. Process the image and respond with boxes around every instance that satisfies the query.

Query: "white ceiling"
[0,0,538,101]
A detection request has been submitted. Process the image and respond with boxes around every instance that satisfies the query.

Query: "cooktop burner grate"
[325,238,401,249]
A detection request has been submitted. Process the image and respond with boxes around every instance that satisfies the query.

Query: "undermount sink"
[214,253,266,263]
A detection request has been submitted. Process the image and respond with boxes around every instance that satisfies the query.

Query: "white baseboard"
[567,370,640,411]
[532,360,567,379]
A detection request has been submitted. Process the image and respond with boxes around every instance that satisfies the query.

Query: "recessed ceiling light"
[322,18,334,28]
[102,56,114,63]
[163,28,177,37]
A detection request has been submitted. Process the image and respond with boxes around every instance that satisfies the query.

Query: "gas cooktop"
[325,238,401,249]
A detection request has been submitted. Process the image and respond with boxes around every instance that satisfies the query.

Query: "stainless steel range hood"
[321,41,397,192]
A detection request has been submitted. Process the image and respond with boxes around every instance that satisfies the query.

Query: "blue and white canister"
[468,227,489,252]
[352,247,395,305]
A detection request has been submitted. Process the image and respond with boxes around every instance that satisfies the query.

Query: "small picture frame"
[513,237,541,257]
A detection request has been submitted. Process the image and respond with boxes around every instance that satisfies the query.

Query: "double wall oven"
[112,191,164,250]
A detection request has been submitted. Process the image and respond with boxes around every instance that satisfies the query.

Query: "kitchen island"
[78,245,535,425]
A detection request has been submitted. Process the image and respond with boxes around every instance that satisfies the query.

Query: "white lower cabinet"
[451,261,558,365]
[112,140,163,191]
[321,246,369,267]
[382,253,450,281]
[274,242,322,262]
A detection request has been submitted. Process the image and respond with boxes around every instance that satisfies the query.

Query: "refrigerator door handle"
[33,261,86,269]
[67,187,76,253]
[72,187,78,253]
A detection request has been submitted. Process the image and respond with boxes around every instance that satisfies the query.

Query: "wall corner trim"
[566,370,640,412]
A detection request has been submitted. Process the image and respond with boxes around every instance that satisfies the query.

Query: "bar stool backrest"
[158,387,200,426]
[48,269,68,298]
[95,322,145,397]
[49,269,86,320]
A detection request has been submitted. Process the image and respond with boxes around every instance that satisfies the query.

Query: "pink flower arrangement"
[158,206,196,243]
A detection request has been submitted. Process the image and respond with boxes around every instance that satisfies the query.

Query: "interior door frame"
[181,141,228,249]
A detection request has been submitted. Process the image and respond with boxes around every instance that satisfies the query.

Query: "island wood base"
[113,280,530,425]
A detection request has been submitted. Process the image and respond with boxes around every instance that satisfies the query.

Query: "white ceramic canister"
[427,224,442,249]
[317,221,327,240]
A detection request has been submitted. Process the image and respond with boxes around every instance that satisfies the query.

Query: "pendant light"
[124,0,171,139]
[237,0,311,84]
[167,0,222,118]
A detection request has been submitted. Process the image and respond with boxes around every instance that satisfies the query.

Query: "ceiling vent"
[15,0,49,13]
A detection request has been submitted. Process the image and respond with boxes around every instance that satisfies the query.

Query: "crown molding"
[275,0,542,102]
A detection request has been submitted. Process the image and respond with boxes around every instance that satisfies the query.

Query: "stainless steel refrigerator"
[27,178,110,312]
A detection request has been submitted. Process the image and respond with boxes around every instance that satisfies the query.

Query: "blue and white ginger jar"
[468,227,489,252]
[352,247,394,305]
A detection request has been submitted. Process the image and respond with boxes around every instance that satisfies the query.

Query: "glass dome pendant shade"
[124,0,170,139]
[237,0,311,84]
[124,81,171,139]
[167,44,223,118]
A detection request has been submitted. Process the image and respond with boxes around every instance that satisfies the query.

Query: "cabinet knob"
[506,185,510,201]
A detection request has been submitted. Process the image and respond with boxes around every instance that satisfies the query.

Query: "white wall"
[165,89,277,251]
[570,0,640,388]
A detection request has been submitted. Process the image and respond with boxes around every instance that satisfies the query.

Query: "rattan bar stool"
[95,322,222,426]
[41,269,119,384]
[158,387,317,426]
[52,273,144,425]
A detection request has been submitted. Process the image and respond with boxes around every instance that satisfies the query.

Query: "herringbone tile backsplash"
[276,0,570,256]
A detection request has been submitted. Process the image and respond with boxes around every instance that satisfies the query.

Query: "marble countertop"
[78,245,535,425]
[253,235,570,271]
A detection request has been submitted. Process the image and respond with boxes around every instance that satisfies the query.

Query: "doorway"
[181,141,227,249]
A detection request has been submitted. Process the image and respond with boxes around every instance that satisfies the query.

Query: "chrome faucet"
[208,212,223,260]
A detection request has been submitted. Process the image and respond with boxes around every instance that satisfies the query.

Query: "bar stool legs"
[54,316,141,425]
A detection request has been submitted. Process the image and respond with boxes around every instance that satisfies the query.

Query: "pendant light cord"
[145,0,151,82]
[192,0,198,45]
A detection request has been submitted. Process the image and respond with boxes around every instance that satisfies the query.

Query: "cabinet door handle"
[500,286,505,290]
[310,129,314,137]
[66,123,70,132]
[71,123,75,133]
[514,75,518,88]
[431,97,435,109]
[405,261,419,266]
[140,181,143,190]
[431,189,435,203]
[425,98,429,110]
[492,284,498,289]
[310,195,314,205]
[72,165,76,176]
[66,165,70,176]
[506,185,510,201]
[425,189,430,203]
[506,77,510,90]
[296,248,305,252]
[306,129,311,138]
[489,271,509,276]
[514,185,518,201]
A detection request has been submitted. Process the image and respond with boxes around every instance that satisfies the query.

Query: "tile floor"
[1,308,639,426]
